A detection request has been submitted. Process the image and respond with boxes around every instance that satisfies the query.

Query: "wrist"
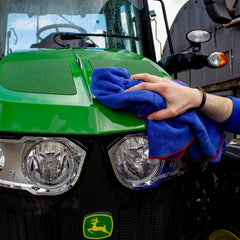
[195,87,207,110]
[189,88,205,109]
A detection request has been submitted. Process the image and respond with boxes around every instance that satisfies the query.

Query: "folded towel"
[90,67,225,162]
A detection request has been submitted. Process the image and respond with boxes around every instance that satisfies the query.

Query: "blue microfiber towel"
[90,67,226,162]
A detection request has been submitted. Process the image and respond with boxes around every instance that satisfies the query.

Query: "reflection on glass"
[1,0,144,56]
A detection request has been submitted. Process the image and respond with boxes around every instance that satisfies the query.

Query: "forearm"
[199,93,233,123]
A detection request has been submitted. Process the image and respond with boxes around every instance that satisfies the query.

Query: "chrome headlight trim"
[0,136,86,195]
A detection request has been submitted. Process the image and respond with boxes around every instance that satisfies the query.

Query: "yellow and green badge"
[83,213,113,239]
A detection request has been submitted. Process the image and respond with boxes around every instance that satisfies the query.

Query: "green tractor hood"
[0,48,169,135]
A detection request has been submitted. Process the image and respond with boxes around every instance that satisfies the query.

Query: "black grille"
[0,134,192,240]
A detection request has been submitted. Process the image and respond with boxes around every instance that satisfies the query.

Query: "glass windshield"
[0,0,144,58]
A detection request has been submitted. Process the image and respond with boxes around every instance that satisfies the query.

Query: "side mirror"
[203,0,232,24]
[158,52,208,74]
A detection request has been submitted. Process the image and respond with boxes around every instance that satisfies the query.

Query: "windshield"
[0,0,144,58]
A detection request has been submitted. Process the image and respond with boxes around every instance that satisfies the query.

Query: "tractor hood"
[0,48,169,134]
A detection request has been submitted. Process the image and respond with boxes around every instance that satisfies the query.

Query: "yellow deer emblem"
[88,217,111,235]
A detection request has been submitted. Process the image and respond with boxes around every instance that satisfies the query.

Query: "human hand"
[127,73,202,121]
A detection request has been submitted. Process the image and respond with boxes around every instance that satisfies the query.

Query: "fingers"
[126,82,163,94]
[129,73,168,83]
[147,108,177,121]
[127,73,190,121]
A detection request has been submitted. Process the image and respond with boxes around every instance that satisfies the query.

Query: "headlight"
[0,137,86,195]
[186,30,211,44]
[108,134,186,189]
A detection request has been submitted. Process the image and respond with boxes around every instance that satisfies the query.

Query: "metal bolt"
[8,170,15,179]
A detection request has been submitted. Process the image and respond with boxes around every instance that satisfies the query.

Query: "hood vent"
[0,60,77,95]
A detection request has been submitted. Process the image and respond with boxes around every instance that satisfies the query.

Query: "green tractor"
[0,0,238,239]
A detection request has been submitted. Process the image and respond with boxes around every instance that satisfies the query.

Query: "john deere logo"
[83,213,113,239]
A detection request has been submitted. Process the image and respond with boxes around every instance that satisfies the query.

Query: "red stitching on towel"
[205,132,225,162]
[149,136,195,161]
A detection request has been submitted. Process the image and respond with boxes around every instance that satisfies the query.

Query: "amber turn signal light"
[207,52,228,68]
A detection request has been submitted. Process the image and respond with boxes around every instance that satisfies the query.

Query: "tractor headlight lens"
[23,141,77,188]
[112,135,160,181]
[0,137,86,195]
[108,134,186,189]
